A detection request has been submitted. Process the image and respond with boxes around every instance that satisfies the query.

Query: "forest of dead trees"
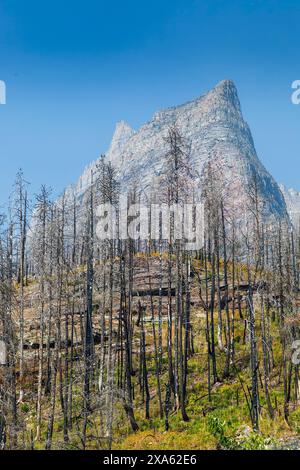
[0,126,300,450]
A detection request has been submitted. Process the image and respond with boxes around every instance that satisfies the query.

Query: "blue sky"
[0,0,299,204]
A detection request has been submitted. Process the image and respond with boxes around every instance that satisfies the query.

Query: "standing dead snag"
[33,185,53,441]
[84,170,95,417]
[160,124,195,421]
[13,170,29,404]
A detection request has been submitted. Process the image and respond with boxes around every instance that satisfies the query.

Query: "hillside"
[1,242,300,450]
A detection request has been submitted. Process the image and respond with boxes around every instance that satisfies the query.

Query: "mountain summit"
[72,80,287,220]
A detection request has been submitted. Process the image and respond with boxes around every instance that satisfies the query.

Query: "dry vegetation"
[1,127,300,450]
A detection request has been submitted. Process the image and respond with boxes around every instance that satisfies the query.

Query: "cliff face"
[280,185,300,227]
[70,80,287,220]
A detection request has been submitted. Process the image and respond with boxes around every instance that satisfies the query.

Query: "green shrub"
[21,403,30,414]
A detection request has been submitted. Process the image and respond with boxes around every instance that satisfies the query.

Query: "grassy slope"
[16,256,300,450]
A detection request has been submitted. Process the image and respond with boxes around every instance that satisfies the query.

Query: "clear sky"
[0,0,299,204]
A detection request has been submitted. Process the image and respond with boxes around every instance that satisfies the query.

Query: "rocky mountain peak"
[212,79,240,102]
[71,80,287,223]
[108,120,135,166]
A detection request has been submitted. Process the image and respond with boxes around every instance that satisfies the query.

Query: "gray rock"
[280,184,300,227]
[72,80,286,222]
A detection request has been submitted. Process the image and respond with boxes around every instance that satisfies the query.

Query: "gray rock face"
[71,80,287,220]
[280,184,300,227]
